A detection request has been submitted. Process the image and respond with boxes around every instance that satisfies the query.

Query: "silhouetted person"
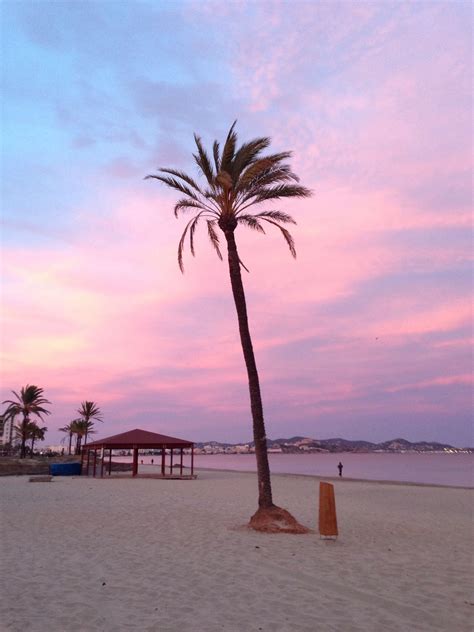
[337,462,343,477]
[151,458,154,465]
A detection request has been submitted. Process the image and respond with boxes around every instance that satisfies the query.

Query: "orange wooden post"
[319,482,338,538]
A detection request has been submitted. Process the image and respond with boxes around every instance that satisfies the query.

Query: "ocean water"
[121,452,473,487]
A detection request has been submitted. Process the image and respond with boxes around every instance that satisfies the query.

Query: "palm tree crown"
[2,385,51,458]
[77,401,102,446]
[146,121,311,271]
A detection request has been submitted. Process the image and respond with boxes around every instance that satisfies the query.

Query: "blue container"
[49,462,81,476]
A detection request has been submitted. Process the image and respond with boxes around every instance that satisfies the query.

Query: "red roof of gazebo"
[84,428,194,449]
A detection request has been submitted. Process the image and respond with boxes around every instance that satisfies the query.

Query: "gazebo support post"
[80,447,85,475]
[100,449,104,478]
[191,445,194,477]
[161,448,166,477]
[170,449,173,475]
[180,448,183,475]
[86,449,90,477]
[108,448,112,475]
[132,446,138,477]
[93,449,97,477]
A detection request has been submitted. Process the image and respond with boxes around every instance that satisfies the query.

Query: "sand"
[0,470,472,632]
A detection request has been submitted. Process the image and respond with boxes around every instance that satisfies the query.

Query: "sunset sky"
[1,1,472,447]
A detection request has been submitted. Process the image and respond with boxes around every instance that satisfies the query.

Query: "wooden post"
[93,450,97,477]
[180,448,183,475]
[86,449,90,477]
[100,448,104,478]
[191,445,194,477]
[108,448,112,475]
[170,449,173,475]
[80,447,85,475]
[319,482,338,538]
[161,447,165,476]
[132,446,138,477]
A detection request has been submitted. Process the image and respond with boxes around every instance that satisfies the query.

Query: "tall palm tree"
[147,122,311,532]
[76,401,102,446]
[2,385,51,458]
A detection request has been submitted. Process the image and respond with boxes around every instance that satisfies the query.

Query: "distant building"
[0,415,16,447]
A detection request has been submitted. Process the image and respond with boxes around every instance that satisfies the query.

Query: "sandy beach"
[0,470,472,632]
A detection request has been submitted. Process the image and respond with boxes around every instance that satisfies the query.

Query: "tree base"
[249,505,309,534]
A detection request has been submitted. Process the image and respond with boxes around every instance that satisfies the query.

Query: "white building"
[0,416,17,447]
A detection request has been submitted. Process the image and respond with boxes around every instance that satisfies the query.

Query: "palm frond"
[215,170,233,190]
[145,174,200,201]
[220,121,238,173]
[259,217,297,257]
[207,221,223,260]
[189,214,201,257]
[158,168,203,194]
[237,215,266,233]
[254,184,312,204]
[193,134,215,186]
[174,198,207,218]
[236,158,276,191]
[231,137,271,181]
[213,140,220,173]
[253,210,297,225]
[177,212,205,272]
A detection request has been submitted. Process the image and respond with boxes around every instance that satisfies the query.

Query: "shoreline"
[193,466,474,491]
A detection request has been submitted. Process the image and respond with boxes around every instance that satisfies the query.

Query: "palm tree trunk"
[30,437,36,458]
[224,230,274,509]
[68,432,72,455]
[20,414,28,459]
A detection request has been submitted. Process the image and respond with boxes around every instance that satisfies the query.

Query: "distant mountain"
[195,436,471,454]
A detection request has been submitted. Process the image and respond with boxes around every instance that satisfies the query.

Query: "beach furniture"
[319,481,338,538]
[49,462,81,476]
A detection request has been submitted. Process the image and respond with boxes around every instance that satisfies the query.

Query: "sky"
[1,1,472,447]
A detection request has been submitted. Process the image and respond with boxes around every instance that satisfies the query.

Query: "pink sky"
[1,1,472,446]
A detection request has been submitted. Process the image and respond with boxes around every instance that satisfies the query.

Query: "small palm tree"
[59,422,75,455]
[71,419,96,454]
[23,421,47,457]
[76,401,102,446]
[2,385,51,458]
[147,122,311,532]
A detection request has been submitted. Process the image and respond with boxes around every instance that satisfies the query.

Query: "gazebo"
[81,428,195,478]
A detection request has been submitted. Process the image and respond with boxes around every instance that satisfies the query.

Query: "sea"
[117,452,473,488]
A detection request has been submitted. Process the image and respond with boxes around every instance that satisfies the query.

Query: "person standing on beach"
[337,462,343,477]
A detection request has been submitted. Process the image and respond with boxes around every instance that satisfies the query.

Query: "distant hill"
[195,436,472,454]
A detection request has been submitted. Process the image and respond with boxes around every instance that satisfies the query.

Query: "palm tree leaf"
[215,170,233,190]
[213,140,220,173]
[177,212,205,272]
[173,198,207,218]
[259,218,297,257]
[237,215,266,233]
[231,137,271,181]
[145,174,200,201]
[189,214,201,257]
[254,184,312,204]
[193,134,215,186]
[220,121,238,173]
[206,221,223,261]
[158,168,203,194]
[253,210,297,225]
